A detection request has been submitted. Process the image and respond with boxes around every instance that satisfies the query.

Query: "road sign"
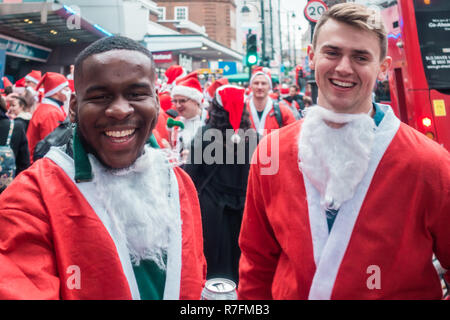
[304,0,328,23]
[218,61,237,75]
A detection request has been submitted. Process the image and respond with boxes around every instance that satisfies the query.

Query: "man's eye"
[128,92,149,99]
[355,57,369,63]
[326,51,338,56]
[90,95,110,101]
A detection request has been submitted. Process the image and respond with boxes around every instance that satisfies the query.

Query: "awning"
[0,2,109,56]
[144,34,244,62]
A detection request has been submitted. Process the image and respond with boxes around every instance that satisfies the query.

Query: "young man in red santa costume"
[26,72,71,162]
[238,3,450,300]
[246,66,295,136]
[0,36,206,300]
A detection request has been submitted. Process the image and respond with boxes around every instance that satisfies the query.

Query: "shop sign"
[0,35,51,62]
[153,51,173,63]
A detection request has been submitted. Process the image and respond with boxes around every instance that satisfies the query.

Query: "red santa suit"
[246,98,296,136]
[238,105,450,299]
[26,98,66,161]
[0,147,206,299]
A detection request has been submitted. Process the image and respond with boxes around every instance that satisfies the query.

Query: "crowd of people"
[0,2,448,300]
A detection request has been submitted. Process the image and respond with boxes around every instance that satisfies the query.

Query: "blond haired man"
[238,3,450,300]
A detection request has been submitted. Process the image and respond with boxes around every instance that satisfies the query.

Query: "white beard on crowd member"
[298,105,376,211]
[89,146,178,270]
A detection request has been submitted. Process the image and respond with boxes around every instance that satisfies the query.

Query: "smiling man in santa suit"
[238,3,450,300]
[0,36,206,300]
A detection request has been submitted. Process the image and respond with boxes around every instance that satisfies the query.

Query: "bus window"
[414,0,450,90]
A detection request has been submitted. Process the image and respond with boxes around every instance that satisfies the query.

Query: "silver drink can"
[201,278,238,300]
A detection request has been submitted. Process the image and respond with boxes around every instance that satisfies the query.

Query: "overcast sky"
[280,0,312,37]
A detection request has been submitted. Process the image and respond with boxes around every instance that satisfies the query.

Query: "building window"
[174,6,188,21]
[157,7,166,20]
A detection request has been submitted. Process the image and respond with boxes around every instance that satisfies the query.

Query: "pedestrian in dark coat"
[183,85,258,284]
[0,96,30,192]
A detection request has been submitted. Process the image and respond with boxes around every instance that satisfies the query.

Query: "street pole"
[277,0,283,76]
[293,23,296,67]
[269,0,274,61]
[260,0,266,66]
[287,11,291,67]
[308,21,318,104]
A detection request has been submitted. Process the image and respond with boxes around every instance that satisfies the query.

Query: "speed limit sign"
[304,0,328,23]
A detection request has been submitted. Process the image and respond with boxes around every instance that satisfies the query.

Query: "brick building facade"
[155,0,237,50]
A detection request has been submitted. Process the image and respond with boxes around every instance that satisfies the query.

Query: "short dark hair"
[12,95,28,109]
[74,36,155,85]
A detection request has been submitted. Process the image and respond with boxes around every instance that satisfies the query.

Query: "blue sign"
[218,61,237,75]
[0,35,51,63]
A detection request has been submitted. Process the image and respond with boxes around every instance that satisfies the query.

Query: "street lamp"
[286,11,296,68]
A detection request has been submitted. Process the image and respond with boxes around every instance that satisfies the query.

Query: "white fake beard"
[89,146,177,269]
[298,106,376,211]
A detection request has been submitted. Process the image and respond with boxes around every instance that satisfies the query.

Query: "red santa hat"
[68,79,75,93]
[158,91,173,112]
[279,84,290,98]
[171,71,204,105]
[14,77,26,88]
[25,70,42,84]
[205,77,229,102]
[2,77,13,88]
[165,65,186,85]
[36,72,69,98]
[215,84,245,143]
[249,66,272,89]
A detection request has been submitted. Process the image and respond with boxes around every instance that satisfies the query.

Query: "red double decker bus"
[375,0,450,151]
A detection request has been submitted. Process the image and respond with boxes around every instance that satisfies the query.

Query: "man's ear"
[307,44,316,71]
[69,93,77,123]
[377,56,392,81]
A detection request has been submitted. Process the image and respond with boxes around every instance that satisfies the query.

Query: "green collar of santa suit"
[47,128,182,300]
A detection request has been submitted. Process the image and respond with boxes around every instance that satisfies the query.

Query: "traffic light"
[246,33,258,67]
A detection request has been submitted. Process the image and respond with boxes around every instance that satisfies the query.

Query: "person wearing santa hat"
[204,77,229,102]
[238,3,450,300]
[26,72,71,162]
[279,84,301,120]
[183,84,258,284]
[24,70,42,90]
[151,65,186,148]
[247,66,295,136]
[170,71,207,156]
[161,64,186,93]
[0,35,206,300]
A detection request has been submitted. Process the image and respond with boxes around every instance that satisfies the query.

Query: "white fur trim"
[163,168,182,300]
[250,72,272,89]
[25,75,39,84]
[44,81,69,97]
[171,85,203,104]
[301,105,400,300]
[249,98,273,136]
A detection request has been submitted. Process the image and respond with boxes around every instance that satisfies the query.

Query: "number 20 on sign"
[304,0,328,23]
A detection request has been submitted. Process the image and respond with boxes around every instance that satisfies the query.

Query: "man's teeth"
[331,79,355,88]
[105,129,135,138]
